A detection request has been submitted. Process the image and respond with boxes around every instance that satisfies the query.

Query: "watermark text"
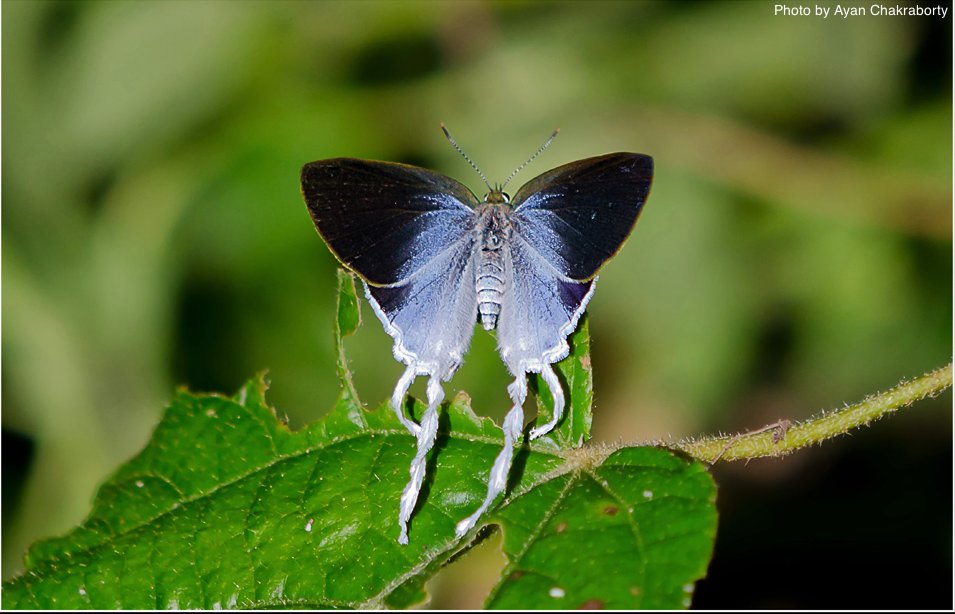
[774,4,948,19]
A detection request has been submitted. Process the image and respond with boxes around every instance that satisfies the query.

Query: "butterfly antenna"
[440,122,492,192]
[501,128,560,191]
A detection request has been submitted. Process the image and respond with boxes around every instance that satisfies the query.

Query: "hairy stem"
[673,362,953,464]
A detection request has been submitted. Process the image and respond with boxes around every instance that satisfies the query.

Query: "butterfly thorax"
[475,202,510,331]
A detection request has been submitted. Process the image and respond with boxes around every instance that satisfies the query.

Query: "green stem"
[673,362,953,464]
[334,269,362,406]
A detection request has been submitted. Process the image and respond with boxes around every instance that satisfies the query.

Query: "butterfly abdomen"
[476,206,508,331]
[477,258,504,330]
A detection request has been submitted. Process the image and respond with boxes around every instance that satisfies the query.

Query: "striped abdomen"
[477,254,504,330]
[475,201,510,331]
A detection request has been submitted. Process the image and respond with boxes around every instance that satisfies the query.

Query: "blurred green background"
[2,0,951,608]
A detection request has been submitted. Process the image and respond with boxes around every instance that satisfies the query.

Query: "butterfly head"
[441,123,559,208]
[483,185,511,206]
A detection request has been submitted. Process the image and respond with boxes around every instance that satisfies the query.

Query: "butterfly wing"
[303,158,483,543]
[364,239,478,379]
[302,157,481,379]
[497,236,595,374]
[302,158,480,286]
[497,152,652,372]
[509,153,653,282]
[366,235,479,545]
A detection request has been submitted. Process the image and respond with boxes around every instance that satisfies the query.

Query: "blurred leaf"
[624,108,951,240]
[673,5,907,122]
[56,1,258,172]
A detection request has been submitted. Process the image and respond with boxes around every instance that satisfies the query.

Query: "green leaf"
[487,447,716,609]
[529,314,593,449]
[334,268,361,408]
[2,271,717,609]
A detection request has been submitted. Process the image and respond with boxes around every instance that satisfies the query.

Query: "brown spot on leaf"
[603,504,619,516]
[509,570,525,581]
[578,598,605,609]
[580,355,592,370]
[556,520,568,533]
[452,390,473,407]
[629,586,640,596]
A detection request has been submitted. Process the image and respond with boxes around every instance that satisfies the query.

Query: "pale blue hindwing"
[365,231,479,544]
[366,233,479,380]
[497,231,595,374]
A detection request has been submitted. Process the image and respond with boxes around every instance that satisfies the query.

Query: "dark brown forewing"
[509,153,653,281]
[301,158,480,286]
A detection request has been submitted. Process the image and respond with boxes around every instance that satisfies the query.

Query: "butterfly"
[301,126,653,544]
